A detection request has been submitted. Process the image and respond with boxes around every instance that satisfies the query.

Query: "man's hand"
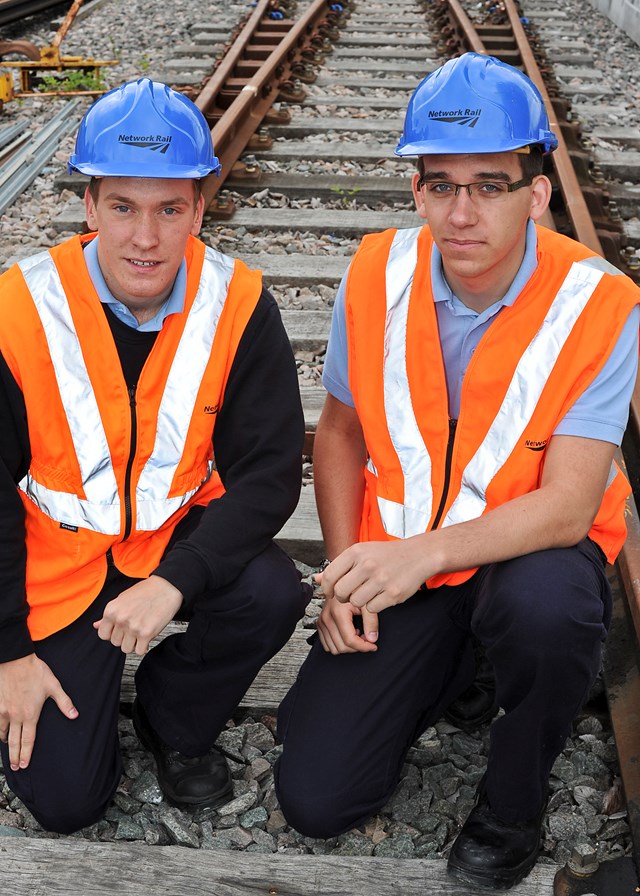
[315,586,379,654]
[0,654,78,771]
[93,575,183,656]
[320,540,429,615]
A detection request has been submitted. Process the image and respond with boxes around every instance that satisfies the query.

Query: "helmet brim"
[68,159,221,178]
[395,137,558,156]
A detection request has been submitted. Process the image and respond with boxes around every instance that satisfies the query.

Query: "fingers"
[320,551,388,608]
[0,657,79,773]
[361,606,379,644]
[9,682,78,772]
[8,718,37,771]
[317,601,378,655]
[93,618,149,656]
[51,682,79,723]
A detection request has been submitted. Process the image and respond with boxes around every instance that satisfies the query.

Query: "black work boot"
[447,777,547,890]
[132,698,233,810]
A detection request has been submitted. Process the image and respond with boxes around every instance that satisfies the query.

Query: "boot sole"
[447,849,538,890]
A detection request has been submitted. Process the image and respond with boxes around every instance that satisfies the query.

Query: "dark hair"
[518,145,544,179]
[415,144,545,180]
[87,177,203,206]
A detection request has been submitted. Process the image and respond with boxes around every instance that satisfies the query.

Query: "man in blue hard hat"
[275,53,640,889]
[0,78,310,833]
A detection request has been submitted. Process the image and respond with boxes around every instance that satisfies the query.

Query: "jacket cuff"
[153,552,210,610]
[0,617,35,664]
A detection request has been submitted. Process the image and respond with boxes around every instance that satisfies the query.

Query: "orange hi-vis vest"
[0,232,262,640]
[345,224,640,589]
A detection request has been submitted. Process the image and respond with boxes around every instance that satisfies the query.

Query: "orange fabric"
[346,225,639,587]
[0,233,262,639]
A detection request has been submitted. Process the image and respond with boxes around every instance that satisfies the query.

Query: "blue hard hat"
[68,79,221,178]
[395,53,558,157]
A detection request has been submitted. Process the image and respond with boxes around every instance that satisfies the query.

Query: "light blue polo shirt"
[84,235,187,331]
[323,220,639,445]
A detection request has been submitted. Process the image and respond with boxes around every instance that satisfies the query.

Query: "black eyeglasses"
[417,176,534,202]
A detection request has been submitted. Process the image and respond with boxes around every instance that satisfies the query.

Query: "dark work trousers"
[274,538,611,838]
[1,536,310,834]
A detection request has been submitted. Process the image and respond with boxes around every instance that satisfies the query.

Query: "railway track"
[0,0,68,27]
[1,0,640,892]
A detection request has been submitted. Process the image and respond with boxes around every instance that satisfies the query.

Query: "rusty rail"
[0,0,65,26]
[196,0,347,210]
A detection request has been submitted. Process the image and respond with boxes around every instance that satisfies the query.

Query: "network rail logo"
[428,108,481,128]
[118,134,173,153]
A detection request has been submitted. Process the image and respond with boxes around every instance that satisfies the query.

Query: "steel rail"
[442,0,489,53]
[0,118,28,150]
[196,0,343,209]
[0,0,66,27]
[499,0,602,252]
[195,0,283,114]
[0,98,80,213]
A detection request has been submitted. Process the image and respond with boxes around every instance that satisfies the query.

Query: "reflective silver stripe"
[443,261,604,527]
[18,470,121,533]
[135,247,233,530]
[376,228,434,538]
[581,255,624,277]
[18,252,121,534]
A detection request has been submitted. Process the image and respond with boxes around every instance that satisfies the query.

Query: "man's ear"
[84,186,98,232]
[411,172,428,220]
[529,174,552,223]
[190,193,205,236]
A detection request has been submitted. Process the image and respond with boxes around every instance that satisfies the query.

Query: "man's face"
[84,177,204,320]
[411,152,550,305]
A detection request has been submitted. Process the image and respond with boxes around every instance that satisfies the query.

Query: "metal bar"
[51,0,85,50]
[0,120,29,151]
[0,100,81,213]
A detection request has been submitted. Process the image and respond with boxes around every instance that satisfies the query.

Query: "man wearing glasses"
[275,53,640,890]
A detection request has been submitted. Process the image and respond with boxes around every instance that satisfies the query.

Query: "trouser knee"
[474,543,610,659]
[275,756,365,839]
[2,755,120,834]
[196,543,311,656]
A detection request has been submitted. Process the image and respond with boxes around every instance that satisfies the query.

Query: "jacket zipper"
[122,384,138,541]
[431,417,458,530]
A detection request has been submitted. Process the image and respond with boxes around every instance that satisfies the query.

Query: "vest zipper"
[431,418,458,530]
[122,384,138,541]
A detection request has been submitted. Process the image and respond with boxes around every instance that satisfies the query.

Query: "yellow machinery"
[0,0,117,102]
